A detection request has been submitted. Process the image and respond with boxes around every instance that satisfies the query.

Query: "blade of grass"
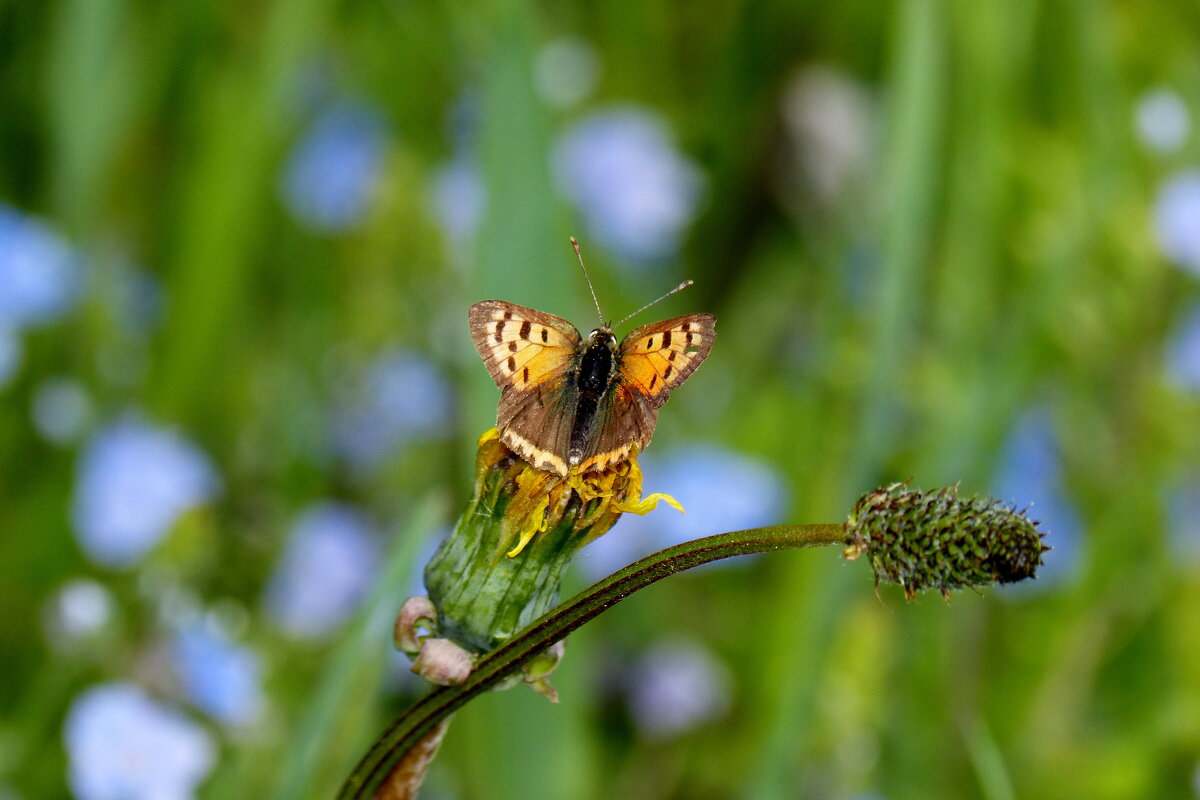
[740,1,947,797]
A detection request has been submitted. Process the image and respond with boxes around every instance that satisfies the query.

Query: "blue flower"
[553,107,705,263]
[72,417,219,568]
[0,204,82,329]
[331,349,453,471]
[1134,88,1190,154]
[992,409,1081,588]
[32,376,92,444]
[265,503,380,638]
[281,100,388,232]
[578,444,787,580]
[1167,306,1200,392]
[1154,169,1200,274]
[625,639,732,739]
[534,38,600,109]
[64,683,215,800]
[171,621,263,726]
[0,326,20,390]
[430,158,486,244]
[46,579,114,643]
[1167,480,1200,565]
[779,65,875,205]
[111,268,165,335]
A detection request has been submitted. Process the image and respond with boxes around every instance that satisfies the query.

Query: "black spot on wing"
[519,320,531,340]
[662,331,671,348]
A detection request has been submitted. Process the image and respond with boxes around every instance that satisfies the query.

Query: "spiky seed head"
[843,483,1050,599]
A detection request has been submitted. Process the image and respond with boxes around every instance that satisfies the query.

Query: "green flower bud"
[843,483,1049,599]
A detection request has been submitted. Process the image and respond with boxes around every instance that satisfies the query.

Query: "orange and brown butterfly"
[468,239,716,477]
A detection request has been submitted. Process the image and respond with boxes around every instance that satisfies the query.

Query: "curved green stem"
[337,522,846,799]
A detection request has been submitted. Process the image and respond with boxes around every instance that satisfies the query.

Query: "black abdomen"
[569,340,614,463]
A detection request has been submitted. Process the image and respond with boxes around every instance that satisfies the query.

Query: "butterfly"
[471,239,719,478]
[469,299,716,476]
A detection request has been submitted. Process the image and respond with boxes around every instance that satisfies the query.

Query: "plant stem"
[338,523,846,800]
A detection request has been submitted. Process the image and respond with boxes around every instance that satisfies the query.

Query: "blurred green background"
[3,0,1200,798]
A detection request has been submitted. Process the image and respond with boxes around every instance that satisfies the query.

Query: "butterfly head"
[587,326,618,351]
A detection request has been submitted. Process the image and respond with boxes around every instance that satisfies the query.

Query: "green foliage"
[1,0,1198,798]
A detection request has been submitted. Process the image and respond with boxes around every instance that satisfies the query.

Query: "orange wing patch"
[468,300,580,391]
[618,313,717,406]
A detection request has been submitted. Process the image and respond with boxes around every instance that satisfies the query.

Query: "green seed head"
[843,483,1050,599]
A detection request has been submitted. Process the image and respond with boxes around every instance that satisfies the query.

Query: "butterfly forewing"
[468,301,581,391]
[617,313,717,407]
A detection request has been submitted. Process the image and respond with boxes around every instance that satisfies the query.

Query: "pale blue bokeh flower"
[332,349,453,471]
[171,622,264,726]
[1135,88,1190,153]
[1167,307,1200,392]
[626,638,732,739]
[535,38,600,109]
[265,502,380,638]
[1154,169,1200,274]
[64,683,215,800]
[0,326,20,390]
[32,376,92,444]
[1167,480,1200,565]
[281,101,387,232]
[992,409,1081,587]
[45,579,113,643]
[0,204,82,329]
[111,268,165,335]
[553,107,705,262]
[578,444,786,580]
[431,158,485,244]
[72,417,219,568]
[780,65,876,205]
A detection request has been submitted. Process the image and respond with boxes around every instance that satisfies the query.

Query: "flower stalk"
[353,429,1049,800]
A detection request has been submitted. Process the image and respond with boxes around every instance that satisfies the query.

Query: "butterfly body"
[569,327,618,465]
[469,300,716,477]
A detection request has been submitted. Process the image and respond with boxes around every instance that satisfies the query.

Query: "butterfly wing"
[468,300,583,475]
[573,313,717,473]
[618,313,717,407]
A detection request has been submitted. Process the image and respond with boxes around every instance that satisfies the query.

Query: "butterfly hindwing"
[573,384,658,474]
[617,313,717,407]
[496,371,581,476]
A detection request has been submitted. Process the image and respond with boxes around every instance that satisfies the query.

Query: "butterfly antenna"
[613,280,694,329]
[570,236,606,327]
